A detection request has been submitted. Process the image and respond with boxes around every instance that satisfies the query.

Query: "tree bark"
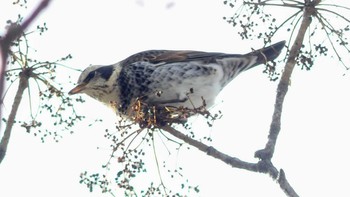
[0,73,29,163]
[255,1,317,161]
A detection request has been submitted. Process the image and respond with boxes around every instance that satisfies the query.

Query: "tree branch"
[278,169,299,197]
[0,0,51,128]
[161,2,324,196]
[161,125,259,171]
[161,125,298,197]
[255,1,316,161]
[0,0,51,163]
[0,71,29,163]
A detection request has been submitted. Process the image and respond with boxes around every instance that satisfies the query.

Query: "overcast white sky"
[1,0,350,196]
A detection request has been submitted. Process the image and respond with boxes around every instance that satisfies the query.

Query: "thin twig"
[318,3,350,11]
[244,1,303,9]
[152,134,168,195]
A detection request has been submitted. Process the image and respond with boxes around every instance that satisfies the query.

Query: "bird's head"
[68,64,118,104]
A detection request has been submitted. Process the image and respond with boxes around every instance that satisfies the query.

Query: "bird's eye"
[83,71,96,83]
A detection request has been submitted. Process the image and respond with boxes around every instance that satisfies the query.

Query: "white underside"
[146,63,224,108]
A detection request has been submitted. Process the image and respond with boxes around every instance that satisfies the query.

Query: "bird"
[69,41,285,118]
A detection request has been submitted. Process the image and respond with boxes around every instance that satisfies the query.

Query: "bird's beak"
[68,83,87,95]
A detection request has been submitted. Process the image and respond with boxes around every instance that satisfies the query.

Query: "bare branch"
[160,125,299,197]
[278,169,299,197]
[161,125,259,171]
[0,71,29,163]
[255,3,315,161]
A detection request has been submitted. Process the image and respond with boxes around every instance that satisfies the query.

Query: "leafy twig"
[0,0,51,163]
[0,0,51,115]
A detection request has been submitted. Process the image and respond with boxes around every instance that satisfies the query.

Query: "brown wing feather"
[153,51,196,63]
[121,50,225,66]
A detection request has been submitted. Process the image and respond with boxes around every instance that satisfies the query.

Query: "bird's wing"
[121,50,228,65]
[117,51,225,112]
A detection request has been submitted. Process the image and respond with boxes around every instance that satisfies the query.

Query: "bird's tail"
[247,40,286,65]
[217,41,285,87]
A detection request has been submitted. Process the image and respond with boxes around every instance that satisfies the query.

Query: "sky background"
[1,0,350,196]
